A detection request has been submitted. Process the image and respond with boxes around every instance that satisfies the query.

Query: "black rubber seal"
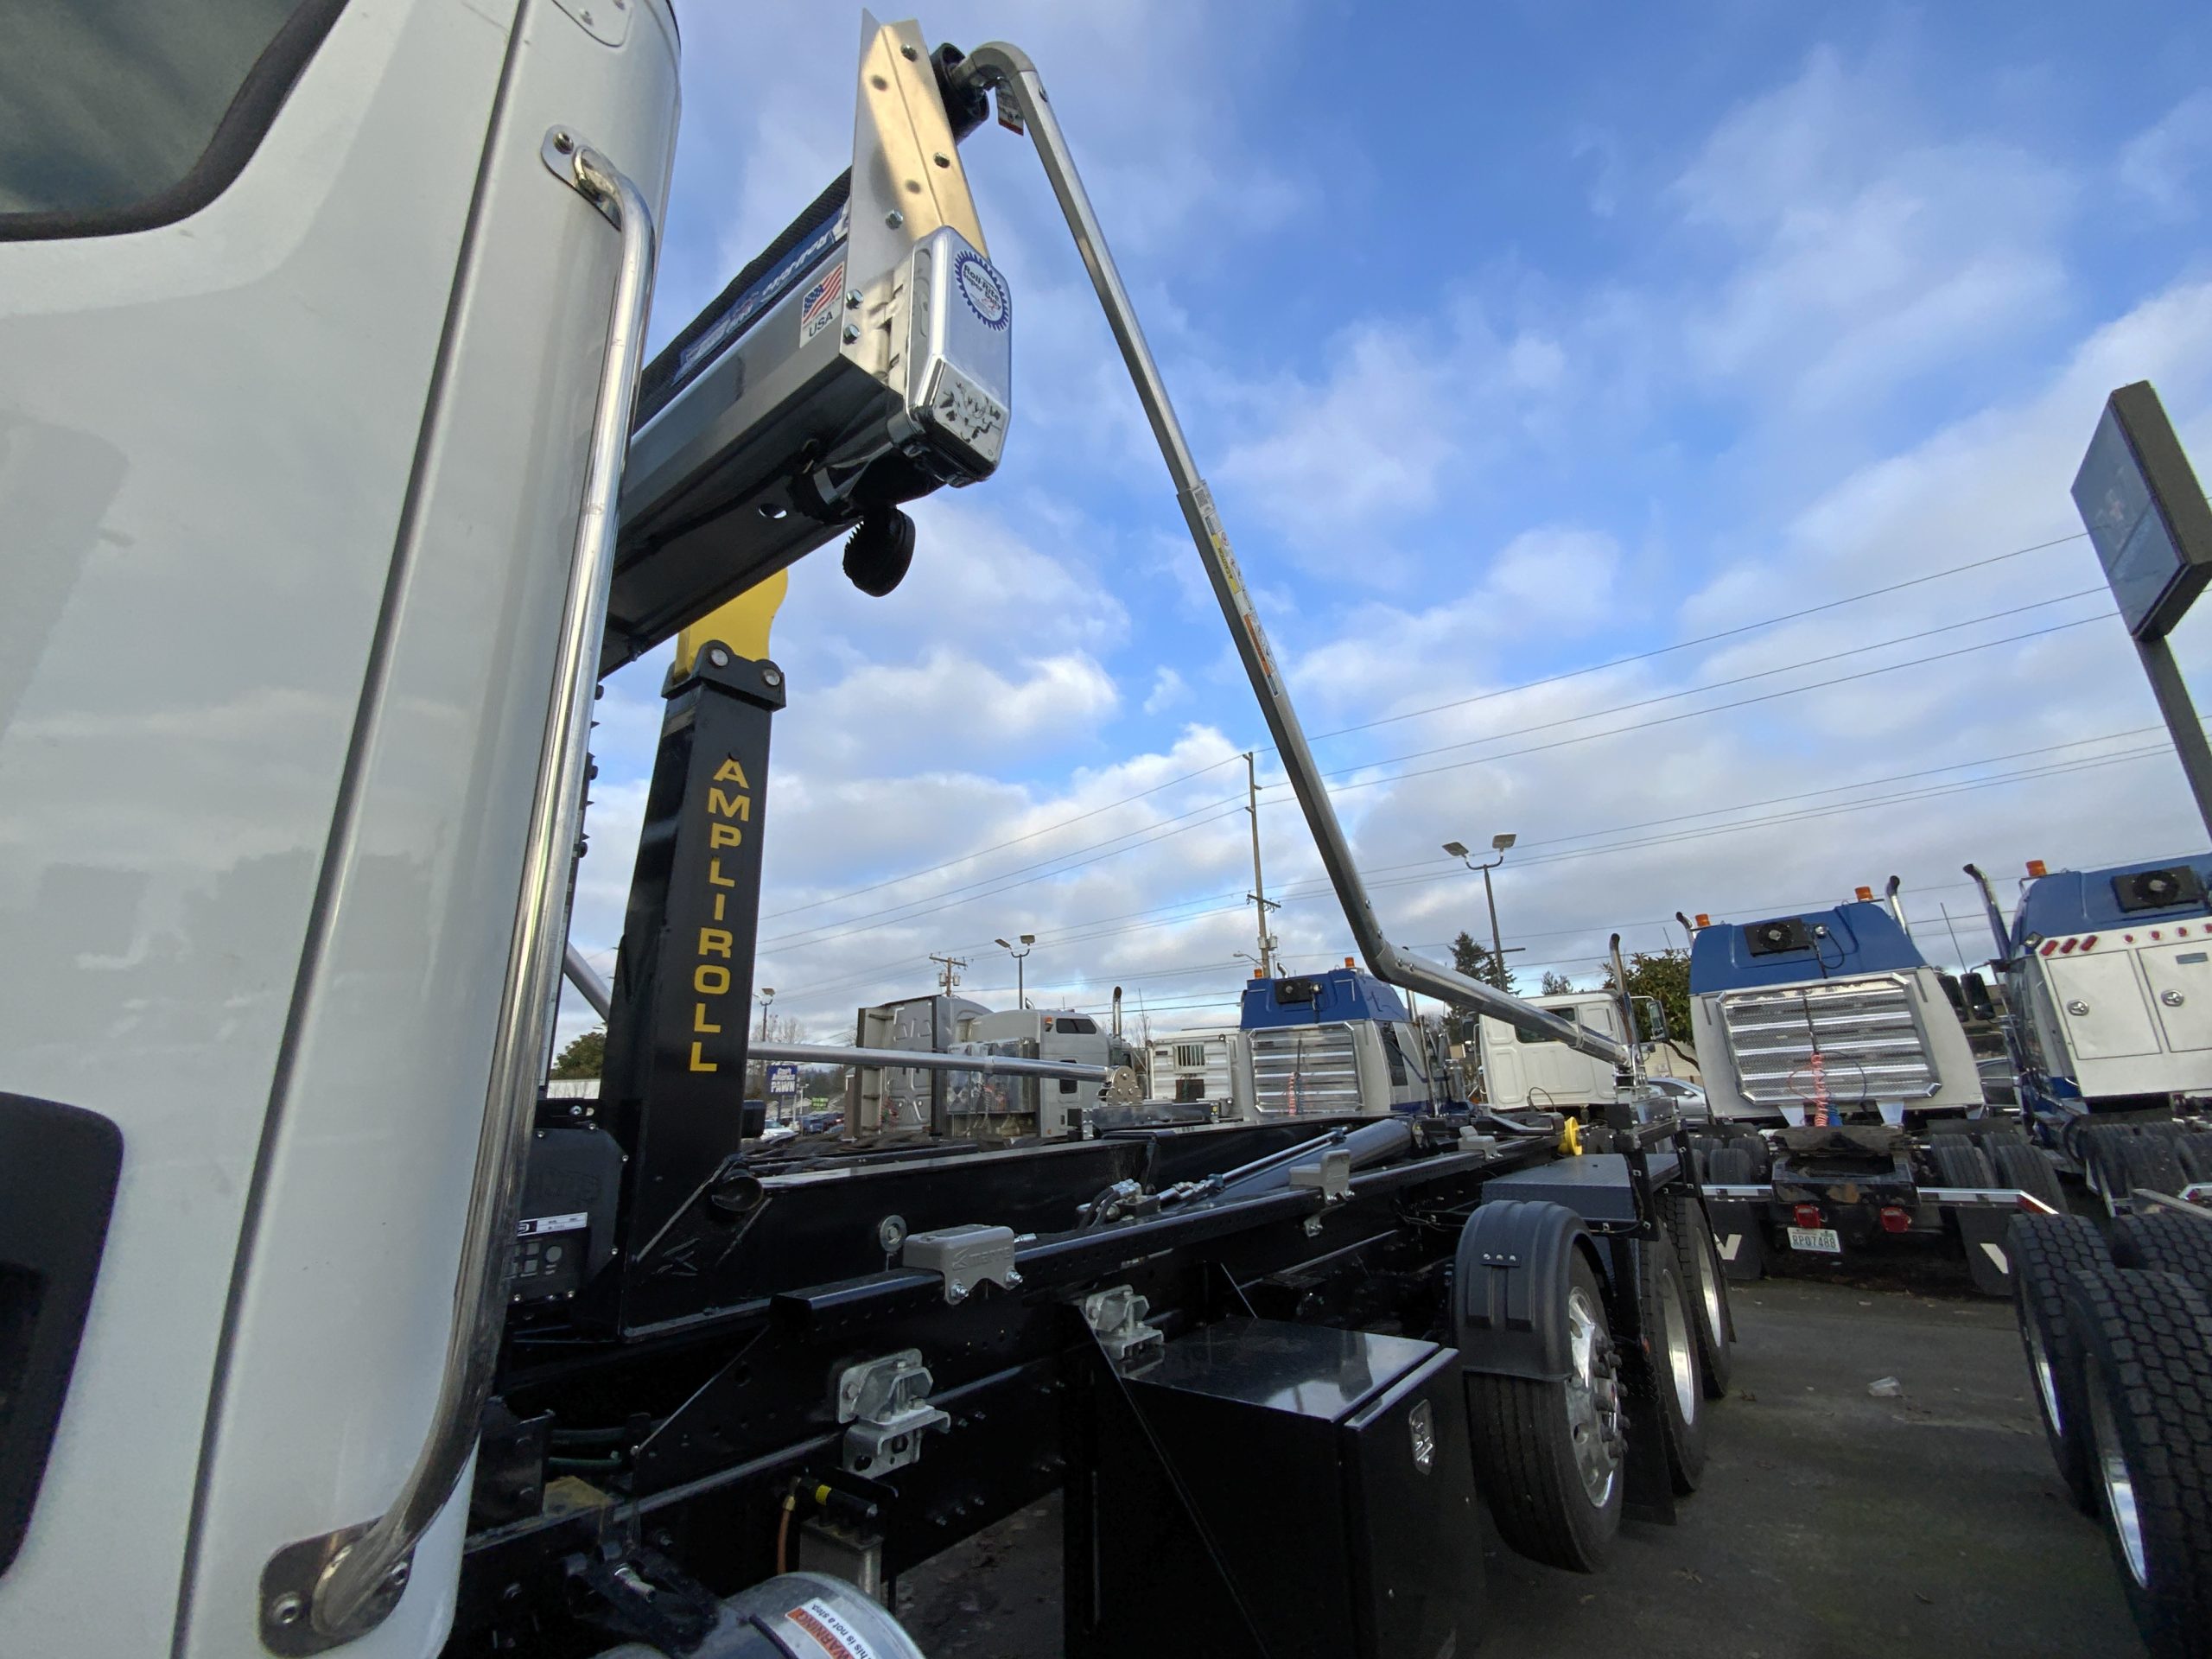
[0,1092,124,1576]
[0,0,350,244]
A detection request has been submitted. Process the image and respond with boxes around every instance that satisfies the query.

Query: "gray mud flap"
[1705,1198,1766,1284]
[1955,1206,2015,1296]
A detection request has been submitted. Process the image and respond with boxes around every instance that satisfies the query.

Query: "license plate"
[1788,1226,1842,1255]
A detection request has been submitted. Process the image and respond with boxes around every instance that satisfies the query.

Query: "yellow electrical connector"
[1559,1116,1583,1157]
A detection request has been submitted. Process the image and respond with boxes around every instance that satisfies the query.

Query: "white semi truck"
[1477,990,1698,1114]
[1965,855,2212,1209]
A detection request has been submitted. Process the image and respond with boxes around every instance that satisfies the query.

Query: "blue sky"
[560,3,2212,1046]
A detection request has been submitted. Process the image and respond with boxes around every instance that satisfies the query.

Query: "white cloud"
[1674,47,2073,416]
[1143,665,1188,715]
[2120,92,2212,220]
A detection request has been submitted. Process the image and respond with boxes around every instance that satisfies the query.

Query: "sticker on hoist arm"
[953,248,1010,329]
[782,1598,880,1659]
[799,261,847,346]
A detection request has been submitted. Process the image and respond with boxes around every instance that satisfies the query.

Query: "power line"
[752,601,2114,960]
[741,526,2088,932]
[1294,531,2090,748]
[762,745,2169,1010]
[1306,589,2105,782]
[1279,613,2115,799]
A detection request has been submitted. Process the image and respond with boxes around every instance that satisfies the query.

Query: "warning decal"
[800,261,847,346]
[785,1597,880,1659]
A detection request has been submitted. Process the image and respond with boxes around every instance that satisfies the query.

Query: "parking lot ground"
[895,1275,2139,1658]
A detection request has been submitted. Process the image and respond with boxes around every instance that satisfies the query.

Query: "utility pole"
[1245,751,1279,977]
[1938,903,1970,974]
[930,952,967,996]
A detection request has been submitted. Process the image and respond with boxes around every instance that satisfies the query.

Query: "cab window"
[2,1,344,240]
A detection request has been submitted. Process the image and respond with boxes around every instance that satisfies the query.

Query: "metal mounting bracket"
[1080,1285,1165,1372]
[1287,1146,1352,1203]
[902,1223,1020,1303]
[832,1351,950,1477]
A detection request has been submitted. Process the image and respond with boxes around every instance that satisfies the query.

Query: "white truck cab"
[1477,991,1693,1113]
[0,4,682,1653]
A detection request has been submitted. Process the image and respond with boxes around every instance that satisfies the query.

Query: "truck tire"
[2007,1213,2111,1514]
[2062,1265,2212,1657]
[2113,1213,2212,1298]
[1929,1135,1998,1189]
[2084,1124,2187,1215]
[1659,1185,1733,1398]
[1706,1146,1755,1186]
[1631,1238,1707,1494]
[1465,1253,1625,1573]
[1990,1140,2068,1215]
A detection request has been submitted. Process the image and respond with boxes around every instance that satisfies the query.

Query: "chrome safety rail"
[950,42,1625,1067]
[259,133,658,1653]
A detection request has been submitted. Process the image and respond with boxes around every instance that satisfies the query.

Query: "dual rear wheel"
[1468,1190,1723,1573]
[2011,1209,2212,1656]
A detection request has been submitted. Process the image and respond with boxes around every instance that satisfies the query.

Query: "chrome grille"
[1719,976,1937,1104]
[1249,1025,1362,1115]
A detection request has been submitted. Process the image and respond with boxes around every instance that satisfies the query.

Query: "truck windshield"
[1516,1008,1580,1045]
[1,0,340,239]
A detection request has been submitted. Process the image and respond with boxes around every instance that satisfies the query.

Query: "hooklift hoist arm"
[947,43,1625,1071]
[439,29,1711,1659]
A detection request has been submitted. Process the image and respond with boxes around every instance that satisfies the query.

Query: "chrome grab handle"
[258,131,657,1654]
[952,44,1624,1068]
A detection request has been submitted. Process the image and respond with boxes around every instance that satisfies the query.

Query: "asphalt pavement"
[895,1272,2139,1658]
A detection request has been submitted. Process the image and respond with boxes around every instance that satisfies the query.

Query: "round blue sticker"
[954,250,1010,330]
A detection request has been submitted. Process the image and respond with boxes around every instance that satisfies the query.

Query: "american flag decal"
[799,260,846,344]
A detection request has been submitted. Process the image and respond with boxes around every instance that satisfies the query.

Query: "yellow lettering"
[709,823,743,849]
[689,1041,717,1072]
[693,1002,721,1035]
[694,964,730,995]
[711,758,750,786]
[713,892,726,922]
[707,858,735,888]
[698,927,732,959]
[707,789,754,821]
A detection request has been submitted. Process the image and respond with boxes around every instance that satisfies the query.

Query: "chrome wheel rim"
[2087,1358,2149,1587]
[1660,1262,1699,1420]
[2025,1318,2063,1435]
[1699,1236,1726,1345]
[1564,1285,1623,1507]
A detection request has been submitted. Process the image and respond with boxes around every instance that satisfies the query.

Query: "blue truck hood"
[1241,968,1410,1029]
[1689,900,1927,994]
[2010,853,2212,954]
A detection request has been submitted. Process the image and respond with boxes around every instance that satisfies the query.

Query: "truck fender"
[1452,1198,1597,1385]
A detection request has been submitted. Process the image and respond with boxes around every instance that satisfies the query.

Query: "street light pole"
[995,935,1035,1008]
[756,985,775,1039]
[1443,833,1517,989]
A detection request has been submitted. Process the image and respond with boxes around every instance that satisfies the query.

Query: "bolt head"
[885,210,905,229]
[846,289,863,308]
[552,131,573,154]
[762,665,785,687]
[270,1593,306,1627]
[901,41,918,59]
[842,323,862,343]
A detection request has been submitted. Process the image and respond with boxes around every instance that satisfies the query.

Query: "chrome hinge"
[832,1351,950,1477]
